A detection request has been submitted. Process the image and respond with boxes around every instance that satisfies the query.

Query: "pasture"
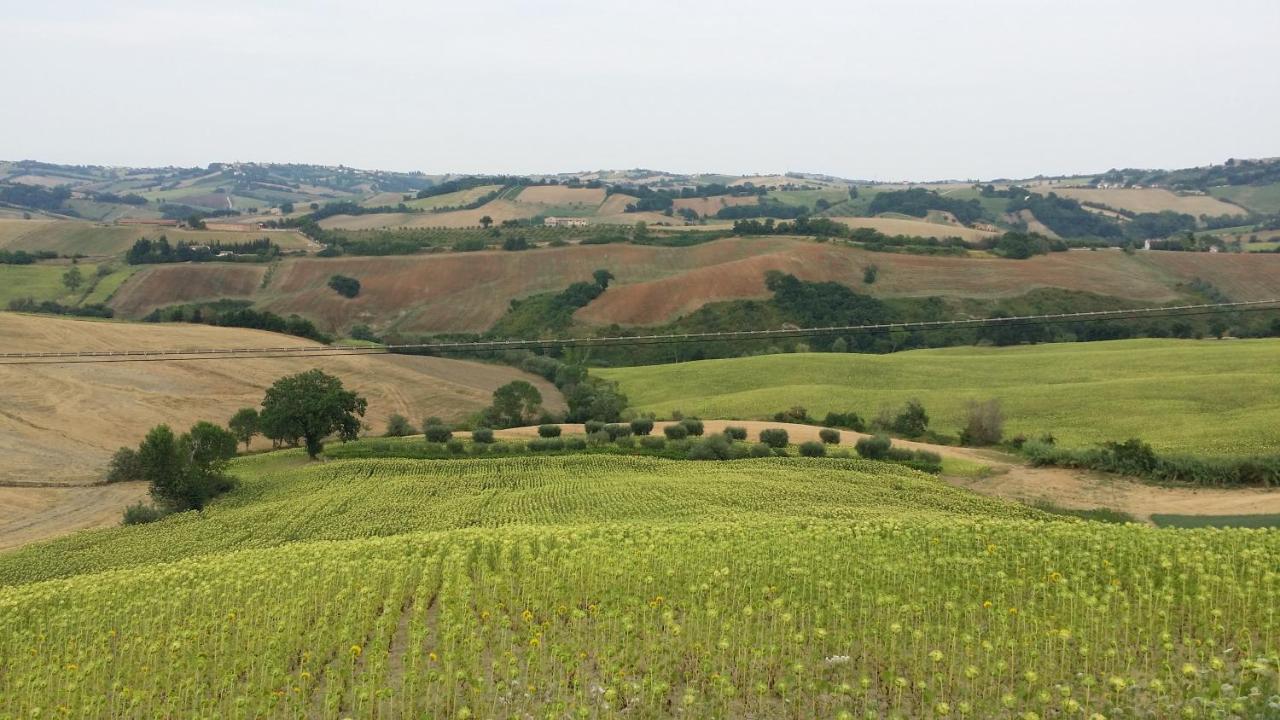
[1208,182,1280,214]
[1050,187,1246,217]
[599,338,1280,455]
[0,313,562,485]
[0,453,1275,719]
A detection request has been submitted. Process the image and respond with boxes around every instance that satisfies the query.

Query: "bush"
[470,443,489,455]
[772,406,812,424]
[122,503,166,525]
[749,443,772,458]
[640,436,666,450]
[759,428,789,448]
[423,425,452,443]
[584,420,605,434]
[587,430,612,446]
[818,428,841,444]
[891,400,929,437]
[724,426,747,440]
[663,424,689,440]
[629,419,654,436]
[959,399,1003,446]
[727,443,751,460]
[384,414,414,437]
[472,428,495,444]
[798,441,826,457]
[564,437,587,450]
[604,423,632,440]
[855,435,892,460]
[822,411,866,432]
[528,438,564,452]
[105,447,143,483]
[446,439,465,454]
[537,424,562,438]
[615,435,635,449]
[327,274,361,298]
[680,418,704,437]
[687,434,732,461]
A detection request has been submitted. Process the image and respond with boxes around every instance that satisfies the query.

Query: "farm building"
[544,216,589,228]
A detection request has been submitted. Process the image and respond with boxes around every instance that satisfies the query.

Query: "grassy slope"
[599,338,1280,455]
[1208,182,1280,214]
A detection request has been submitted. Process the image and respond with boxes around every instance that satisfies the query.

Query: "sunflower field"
[1,455,1277,719]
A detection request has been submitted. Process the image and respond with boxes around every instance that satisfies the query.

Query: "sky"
[1,0,1277,181]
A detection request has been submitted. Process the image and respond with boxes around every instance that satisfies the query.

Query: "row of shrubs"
[1023,438,1280,487]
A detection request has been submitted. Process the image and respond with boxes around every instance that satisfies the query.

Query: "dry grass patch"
[1052,187,1245,216]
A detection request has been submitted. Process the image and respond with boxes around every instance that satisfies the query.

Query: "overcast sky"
[2,0,1276,180]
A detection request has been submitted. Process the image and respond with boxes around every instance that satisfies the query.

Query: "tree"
[105,447,143,483]
[328,274,361,298]
[384,414,414,437]
[259,369,368,458]
[593,268,615,289]
[960,399,1004,446]
[489,380,543,427]
[280,201,295,214]
[479,215,494,229]
[61,266,83,292]
[502,236,530,251]
[136,422,237,512]
[227,407,260,450]
[759,428,790,448]
[891,400,929,437]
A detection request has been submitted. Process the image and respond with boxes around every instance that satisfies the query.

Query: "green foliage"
[423,425,452,443]
[862,264,878,284]
[855,435,892,460]
[764,272,890,350]
[105,447,143,483]
[866,188,986,224]
[485,380,543,428]
[327,274,361,298]
[145,300,330,343]
[537,424,561,438]
[384,414,415,437]
[225,408,260,451]
[890,399,929,437]
[818,428,841,444]
[798,441,826,457]
[501,236,529,251]
[629,419,654,436]
[679,418,704,436]
[1007,192,1123,239]
[136,422,238,512]
[663,424,689,440]
[959,399,1003,446]
[259,370,368,458]
[60,265,82,292]
[990,231,1062,259]
[749,442,772,458]
[822,411,865,432]
[759,428,789,448]
[724,426,748,441]
[1023,439,1280,487]
[471,428,495,444]
[121,503,166,525]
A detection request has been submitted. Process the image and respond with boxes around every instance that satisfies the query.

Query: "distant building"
[544,216,589,228]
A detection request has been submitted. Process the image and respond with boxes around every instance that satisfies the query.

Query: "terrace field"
[599,338,1280,455]
[1,451,1275,718]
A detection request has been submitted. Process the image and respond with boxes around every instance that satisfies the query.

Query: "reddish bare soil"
[1139,251,1280,302]
[110,264,266,317]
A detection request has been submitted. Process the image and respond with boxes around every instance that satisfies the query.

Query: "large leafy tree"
[135,422,239,511]
[259,369,367,458]
[489,380,543,427]
[228,407,260,450]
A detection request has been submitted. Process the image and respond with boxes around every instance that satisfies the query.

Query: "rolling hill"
[101,238,1280,335]
[0,312,562,485]
[598,338,1280,455]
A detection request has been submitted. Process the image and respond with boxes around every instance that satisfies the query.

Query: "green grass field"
[1209,183,1280,214]
[0,262,113,305]
[599,338,1280,455]
[766,188,852,211]
[2,451,1276,718]
[1151,513,1280,529]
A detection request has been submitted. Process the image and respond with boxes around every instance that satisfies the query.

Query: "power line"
[1,299,1277,366]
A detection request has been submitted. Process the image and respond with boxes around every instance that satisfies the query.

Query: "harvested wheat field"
[672,195,758,217]
[0,313,562,485]
[1052,187,1246,217]
[514,185,606,206]
[597,192,637,215]
[0,219,313,256]
[829,216,997,242]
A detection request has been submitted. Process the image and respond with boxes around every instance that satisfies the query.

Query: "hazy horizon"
[2,0,1277,181]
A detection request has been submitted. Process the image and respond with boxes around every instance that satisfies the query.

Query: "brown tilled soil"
[1139,251,1280,302]
[0,313,562,486]
[110,263,267,317]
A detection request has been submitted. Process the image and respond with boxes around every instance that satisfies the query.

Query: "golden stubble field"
[0,313,563,486]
